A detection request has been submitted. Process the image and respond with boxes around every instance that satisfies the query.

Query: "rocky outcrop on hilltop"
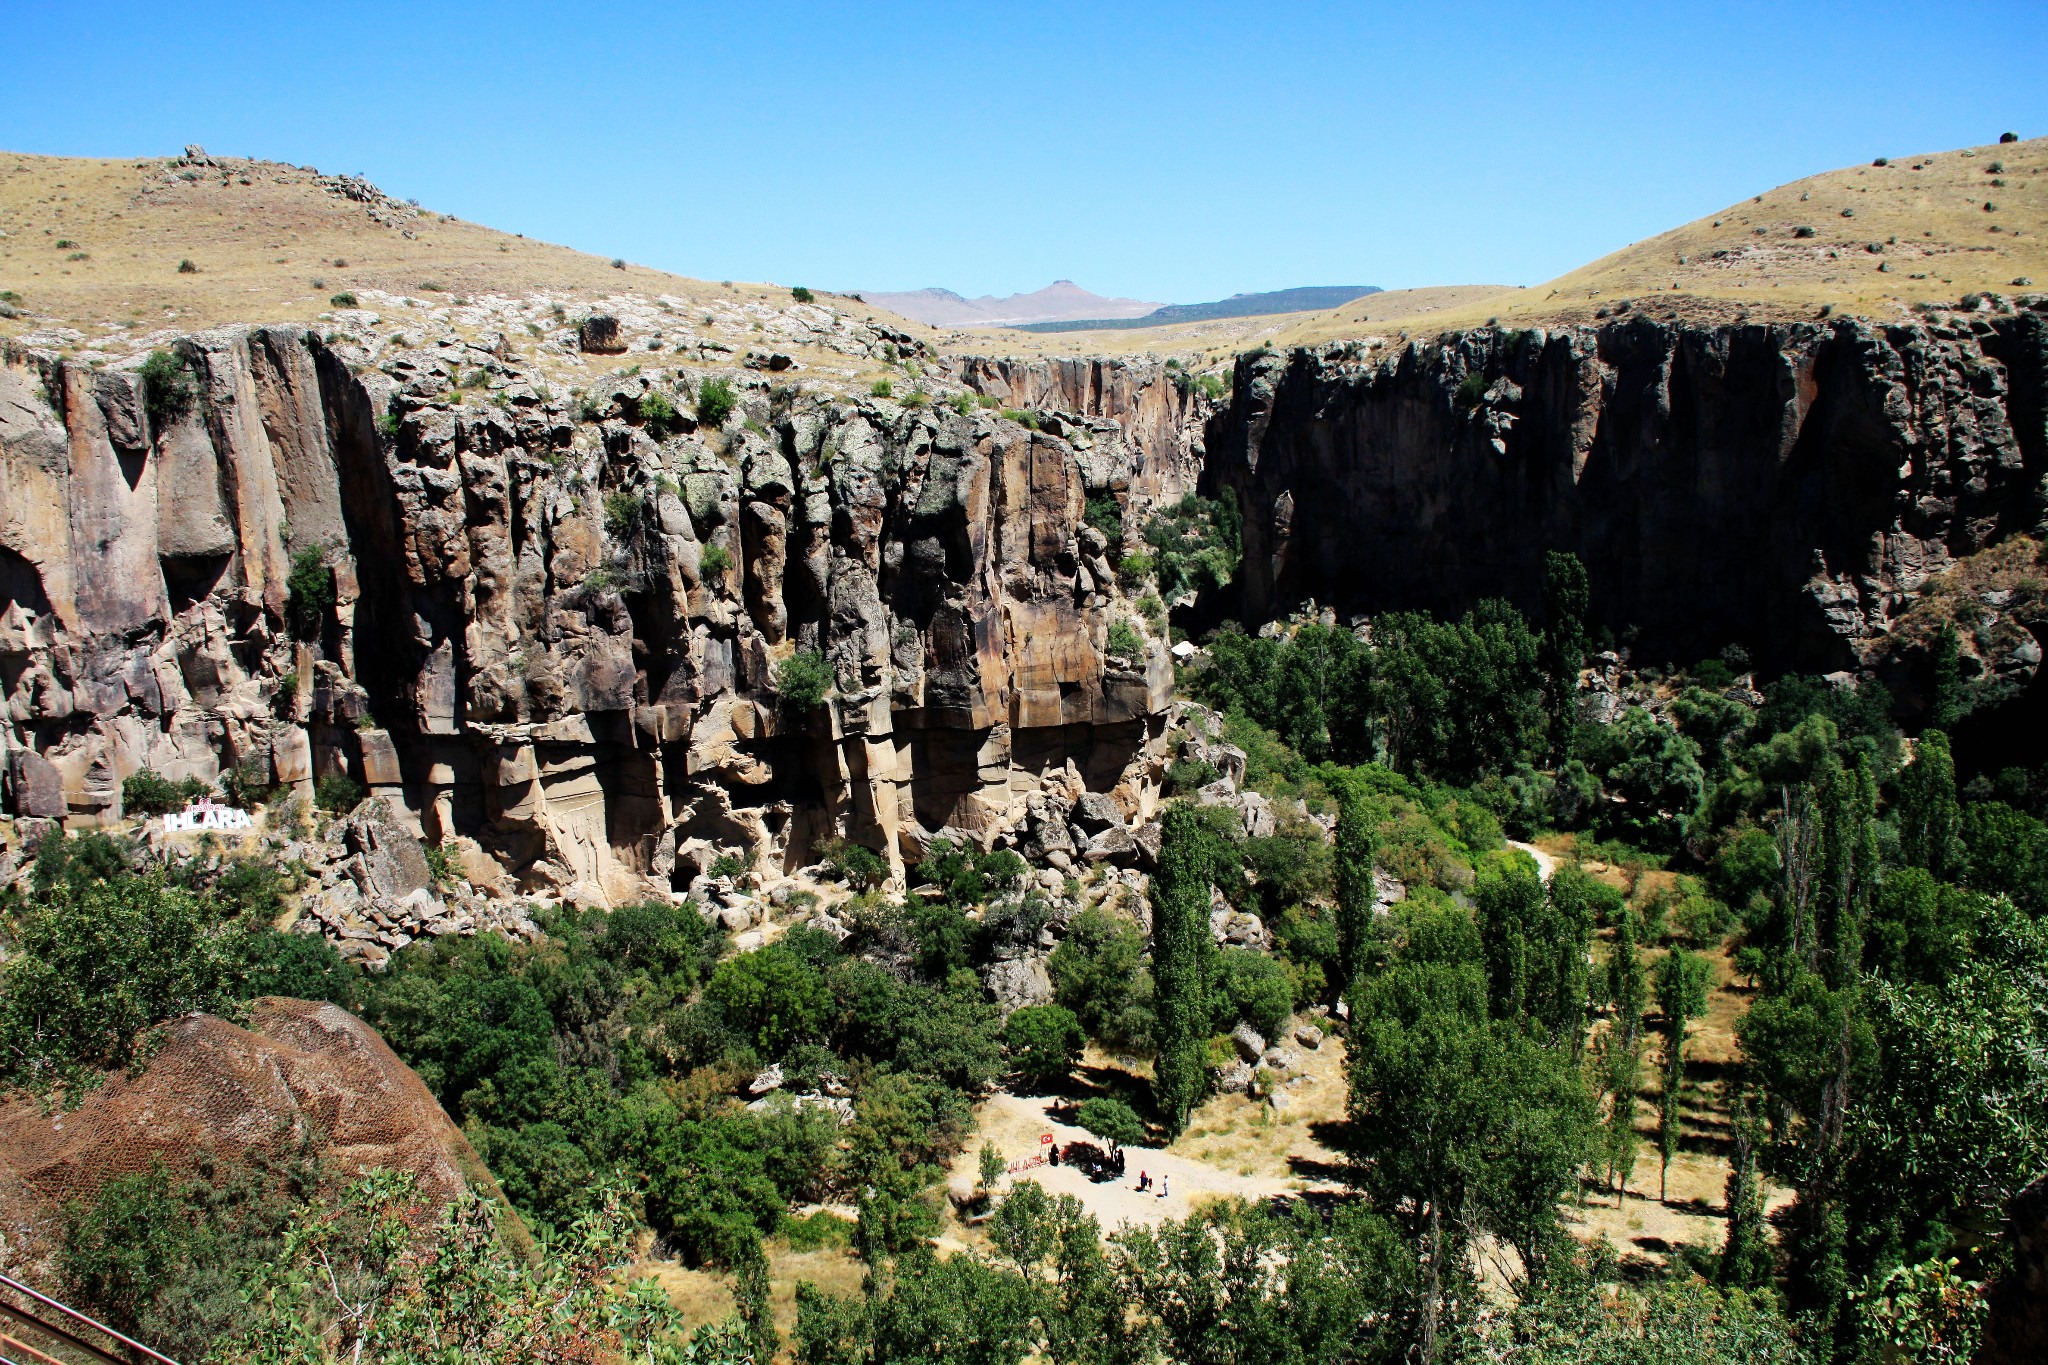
[0,330,1173,902]
[1207,300,2048,674]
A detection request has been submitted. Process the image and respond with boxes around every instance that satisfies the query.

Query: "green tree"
[1651,946,1712,1201]
[1926,621,1963,729]
[1345,898,1590,1348]
[1540,550,1589,761]
[1719,1088,1773,1289]
[1334,780,1379,995]
[1075,1097,1147,1149]
[0,872,253,1099]
[215,1172,710,1365]
[707,944,830,1054]
[1152,805,1221,1135]
[1476,852,1593,1049]
[1047,908,1154,1053]
[1896,728,1962,882]
[1596,908,1647,1197]
[1003,1004,1085,1090]
[1111,1198,1415,1365]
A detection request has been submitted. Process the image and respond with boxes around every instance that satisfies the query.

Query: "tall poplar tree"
[1334,780,1379,996]
[1152,805,1219,1136]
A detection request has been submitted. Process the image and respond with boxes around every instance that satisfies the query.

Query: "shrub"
[1166,757,1220,794]
[700,542,732,577]
[696,377,737,427]
[313,774,365,815]
[1455,371,1489,409]
[870,379,894,399]
[1084,493,1123,547]
[1117,552,1154,589]
[284,548,333,640]
[638,388,679,435]
[777,649,833,709]
[1106,619,1144,663]
[1141,493,1242,601]
[603,489,644,541]
[328,292,358,307]
[421,843,457,887]
[1793,225,1817,238]
[177,259,197,274]
[707,945,830,1054]
[821,838,888,890]
[1074,1096,1147,1148]
[1000,408,1040,430]
[1002,1005,1085,1090]
[1210,944,1294,1041]
[790,286,814,304]
[950,393,975,416]
[0,868,251,1096]
[122,770,209,817]
[709,851,752,881]
[1047,908,1154,1052]
[138,349,194,428]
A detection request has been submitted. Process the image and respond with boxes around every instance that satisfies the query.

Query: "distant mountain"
[861,280,1163,328]
[1010,285,1383,333]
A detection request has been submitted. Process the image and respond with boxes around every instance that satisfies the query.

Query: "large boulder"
[342,799,433,902]
[0,999,497,1275]
[985,955,1055,1015]
[2,751,65,819]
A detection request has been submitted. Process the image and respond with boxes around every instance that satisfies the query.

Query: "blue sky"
[4,2,2044,302]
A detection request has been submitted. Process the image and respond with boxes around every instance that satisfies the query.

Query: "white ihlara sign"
[162,798,253,834]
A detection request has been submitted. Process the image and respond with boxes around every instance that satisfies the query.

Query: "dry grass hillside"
[1274,135,2048,345]
[0,148,945,373]
[5,136,2041,374]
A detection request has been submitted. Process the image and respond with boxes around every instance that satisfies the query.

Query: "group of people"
[1134,1169,1168,1198]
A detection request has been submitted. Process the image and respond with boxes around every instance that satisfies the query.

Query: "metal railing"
[0,1273,179,1365]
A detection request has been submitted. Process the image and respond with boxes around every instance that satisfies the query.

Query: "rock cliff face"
[954,355,1210,505]
[1207,304,2048,672]
[0,331,1173,900]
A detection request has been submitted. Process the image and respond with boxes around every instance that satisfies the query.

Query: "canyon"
[5,297,2048,912]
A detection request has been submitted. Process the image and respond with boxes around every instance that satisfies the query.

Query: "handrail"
[0,1273,181,1365]
[0,1297,132,1365]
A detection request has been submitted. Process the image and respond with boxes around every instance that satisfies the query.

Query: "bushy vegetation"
[777,647,833,708]
[637,387,680,436]
[121,768,211,816]
[602,488,644,540]
[285,547,333,641]
[139,348,194,428]
[0,833,350,1101]
[1142,492,1242,600]
[695,376,737,427]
